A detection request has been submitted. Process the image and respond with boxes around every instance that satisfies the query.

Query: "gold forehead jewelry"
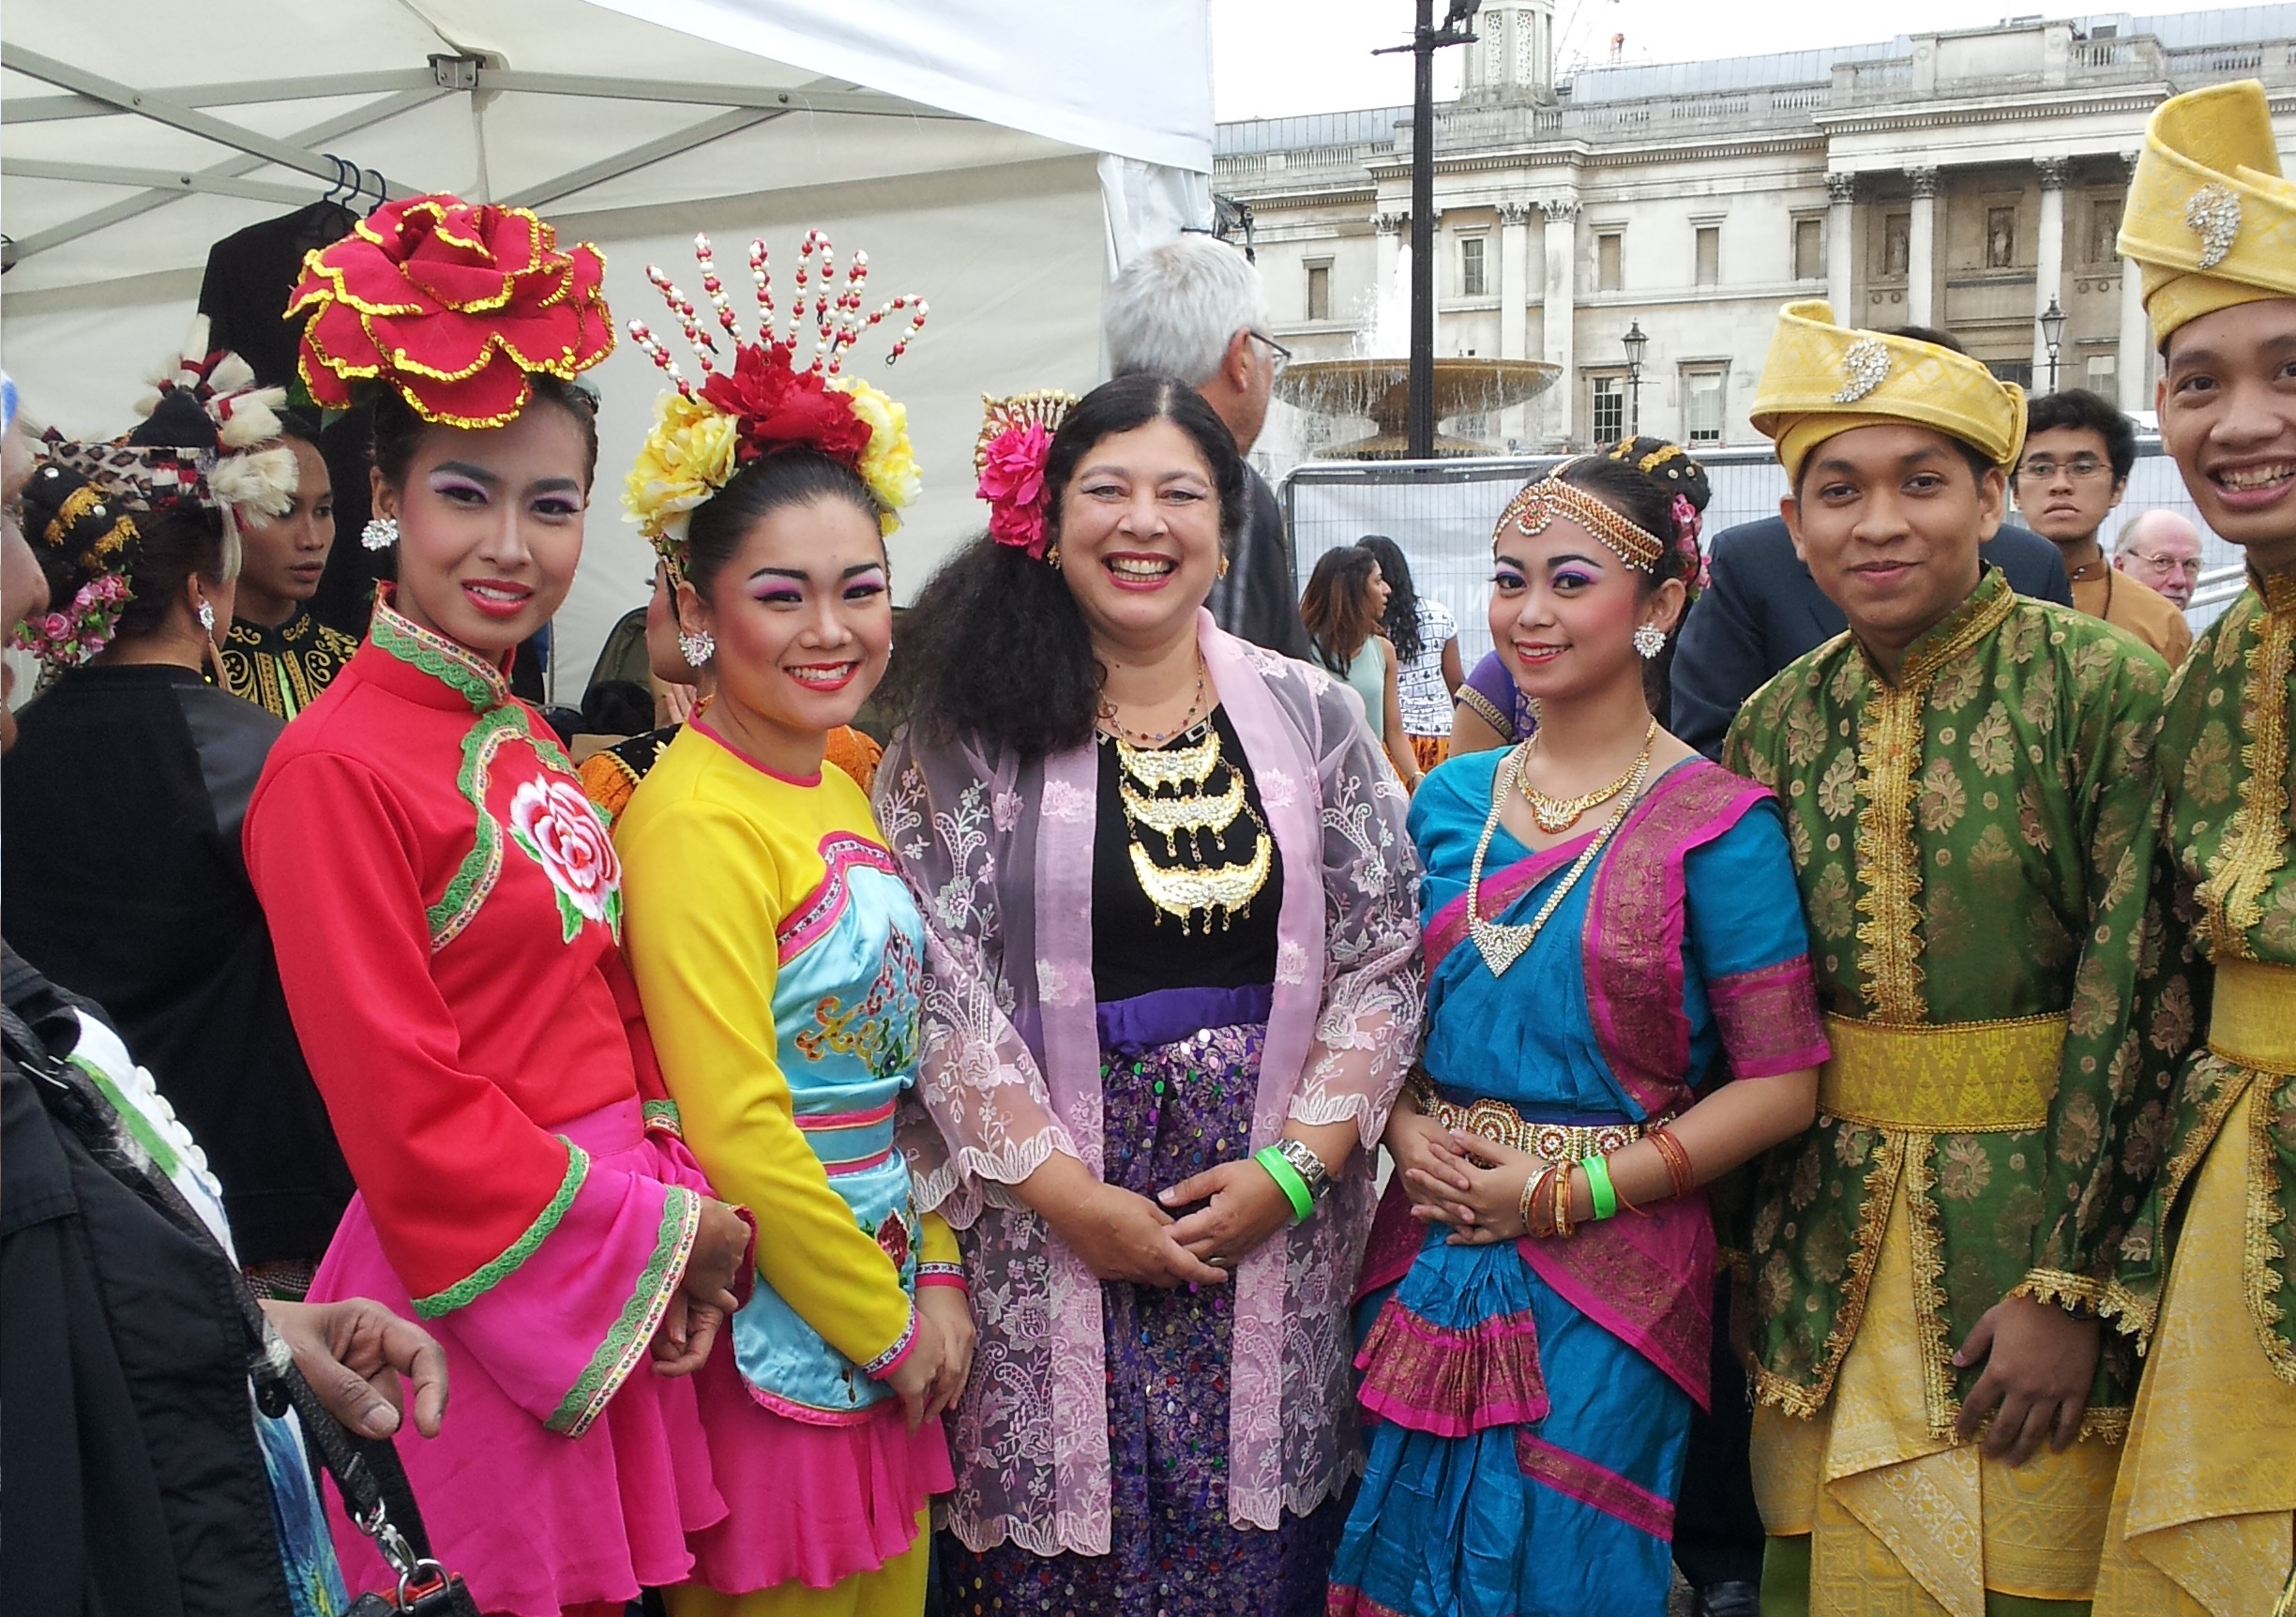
[1495,472,1666,572]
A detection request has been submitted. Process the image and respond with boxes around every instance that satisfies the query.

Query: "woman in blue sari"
[1329,452,1827,1617]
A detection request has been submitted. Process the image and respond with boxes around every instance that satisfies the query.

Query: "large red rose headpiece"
[973,391,1078,562]
[289,195,615,430]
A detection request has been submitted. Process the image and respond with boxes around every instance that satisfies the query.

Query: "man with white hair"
[2111,507,2205,609]
[1106,234,1314,660]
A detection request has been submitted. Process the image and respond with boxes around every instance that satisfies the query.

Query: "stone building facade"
[1217,6,2296,464]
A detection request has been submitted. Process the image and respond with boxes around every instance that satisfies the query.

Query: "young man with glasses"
[2014,387,2192,661]
[2111,507,2206,609]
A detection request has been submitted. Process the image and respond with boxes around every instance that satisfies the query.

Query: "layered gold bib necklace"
[1098,659,1273,933]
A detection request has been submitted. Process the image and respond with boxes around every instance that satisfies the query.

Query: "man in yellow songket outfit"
[2092,80,2296,1617]
[1724,303,2175,1616]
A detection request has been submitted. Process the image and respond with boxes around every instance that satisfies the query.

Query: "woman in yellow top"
[612,236,967,1617]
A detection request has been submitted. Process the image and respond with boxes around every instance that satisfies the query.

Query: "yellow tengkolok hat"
[1749,301,2026,485]
[2117,80,2296,348]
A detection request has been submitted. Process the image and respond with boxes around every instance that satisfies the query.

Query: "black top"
[1668,517,2076,759]
[1091,705,1283,1001]
[1,945,296,1616]
[1208,466,1315,662]
[1,664,353,1262]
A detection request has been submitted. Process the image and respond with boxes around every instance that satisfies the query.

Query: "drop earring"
[197,599,217,636]
[361,515,399,551]
[679,628,716,667]
[1632,624,1668,659]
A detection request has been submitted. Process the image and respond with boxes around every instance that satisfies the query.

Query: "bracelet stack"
[1517,1127,1697,1239]
[1253,1140,1331,1225]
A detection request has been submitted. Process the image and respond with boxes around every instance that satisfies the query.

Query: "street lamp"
[1376,0,1481,458]
[2039,295,2066,394]
[1622,320,1649,440]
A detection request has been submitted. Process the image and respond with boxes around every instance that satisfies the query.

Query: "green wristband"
[1581,1154,1619,1222]
[1254,1144,1316,1224]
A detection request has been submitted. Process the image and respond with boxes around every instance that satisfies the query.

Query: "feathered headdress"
[623,231,928,569]
[974,390,1078,561]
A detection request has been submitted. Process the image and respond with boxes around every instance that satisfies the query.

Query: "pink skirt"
[310,1105,729,1617]
[686,1322,956,1593]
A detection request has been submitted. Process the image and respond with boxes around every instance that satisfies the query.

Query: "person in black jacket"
[1106,234,1315,661]
[1,375,447,1617]
[2,344,354,1294]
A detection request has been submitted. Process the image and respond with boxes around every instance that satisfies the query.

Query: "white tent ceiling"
[0,0,1211,694]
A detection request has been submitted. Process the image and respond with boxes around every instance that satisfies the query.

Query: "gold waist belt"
[1407,1071,1642,1162]
[1817,1013,2065,1133]
[2208,956,2296,1076]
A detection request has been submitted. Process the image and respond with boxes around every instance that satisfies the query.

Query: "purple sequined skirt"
[939,993,1345,1617]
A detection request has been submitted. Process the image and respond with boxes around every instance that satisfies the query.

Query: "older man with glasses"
[1104,234,1313,661]
[2111,507,2206,609]
[2015,385,2192,662]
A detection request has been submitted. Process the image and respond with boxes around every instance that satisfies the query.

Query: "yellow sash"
[2207,957,2296,1077]
[1817,1014,2065,1132]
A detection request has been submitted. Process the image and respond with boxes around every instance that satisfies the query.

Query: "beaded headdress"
[974,390,1078,561]
[1494,461,1669,573]
[289,194,615,430]
[1606,435,1713,597]
[21,318,299,669]
[623,232,928,572]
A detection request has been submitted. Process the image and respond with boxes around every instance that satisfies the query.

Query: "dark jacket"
[1669,518,2075,758]
[1,665,353,1262]
[1208,466,1314,662]
[2,948,295,1617]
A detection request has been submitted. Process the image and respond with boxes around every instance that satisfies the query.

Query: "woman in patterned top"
[1357,535,1461,776]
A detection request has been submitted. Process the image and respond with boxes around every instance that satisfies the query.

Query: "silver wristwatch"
[1272,1136,1333,1201]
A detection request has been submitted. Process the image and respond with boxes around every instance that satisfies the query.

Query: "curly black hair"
[891,374,1247,763]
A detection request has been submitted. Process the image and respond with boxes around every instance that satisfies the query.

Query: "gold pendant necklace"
[1517,716,1659,834]
[1468,736,1654,976]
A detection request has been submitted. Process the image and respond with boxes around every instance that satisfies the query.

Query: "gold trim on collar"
[1850,573,2017,1022]
[2198,586,2292,960]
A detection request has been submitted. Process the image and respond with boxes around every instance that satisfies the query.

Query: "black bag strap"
[0,1004,450,1597]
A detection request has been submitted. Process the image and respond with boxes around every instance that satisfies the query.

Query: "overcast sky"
[1211,0,2237,121]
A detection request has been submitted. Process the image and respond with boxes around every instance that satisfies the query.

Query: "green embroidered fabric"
[413,1141,590,1318]
[2114,576,2296,1378]
[1724,572,2172,1427]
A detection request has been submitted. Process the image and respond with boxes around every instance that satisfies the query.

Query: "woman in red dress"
[244,195,751,1617]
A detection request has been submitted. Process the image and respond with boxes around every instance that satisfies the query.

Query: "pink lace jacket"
[876,614,1424,1555]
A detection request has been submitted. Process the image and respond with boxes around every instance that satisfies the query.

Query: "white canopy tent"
[0,0,1211,692]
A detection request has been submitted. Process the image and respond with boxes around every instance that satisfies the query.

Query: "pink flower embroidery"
[507,776,623,942]
[976,422,1055,558]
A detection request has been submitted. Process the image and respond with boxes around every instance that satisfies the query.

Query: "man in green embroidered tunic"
[1724,303,2172,1616]
[2090,79,2296,1614]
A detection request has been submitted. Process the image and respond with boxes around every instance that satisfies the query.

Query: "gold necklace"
[1516,716,1658,834]
[1110,717,1273,933]
[1468,736,1654,976]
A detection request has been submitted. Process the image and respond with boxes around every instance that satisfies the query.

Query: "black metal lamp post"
[1377,0,1480,459]
[2039,296,2066,394]
[1623,320,1649,440]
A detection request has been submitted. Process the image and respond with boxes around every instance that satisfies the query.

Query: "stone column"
[2032,158,2068,388]
[1826,172,1857,315]
[1543,198,1579,446]
[1907,166,1940,327]
[1498,202,1534,446]
[2117,152,2151,412]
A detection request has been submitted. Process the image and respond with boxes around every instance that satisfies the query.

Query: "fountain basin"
[1276,356,1562,459]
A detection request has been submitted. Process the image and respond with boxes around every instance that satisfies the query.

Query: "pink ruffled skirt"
[686,1332,954,1593]
[310,1104,729,1617]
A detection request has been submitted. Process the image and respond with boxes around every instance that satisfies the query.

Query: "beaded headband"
[623,231,929,569]
[974,390,1078,561]
[1494,463,1668,571]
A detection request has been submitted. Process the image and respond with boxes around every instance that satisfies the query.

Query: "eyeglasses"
[1246,330,1292,381]
[2015,456,2113,483]
[2122,549,2204,578]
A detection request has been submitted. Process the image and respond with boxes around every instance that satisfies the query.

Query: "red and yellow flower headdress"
[623,232,928,567]
[288,194,615,429]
